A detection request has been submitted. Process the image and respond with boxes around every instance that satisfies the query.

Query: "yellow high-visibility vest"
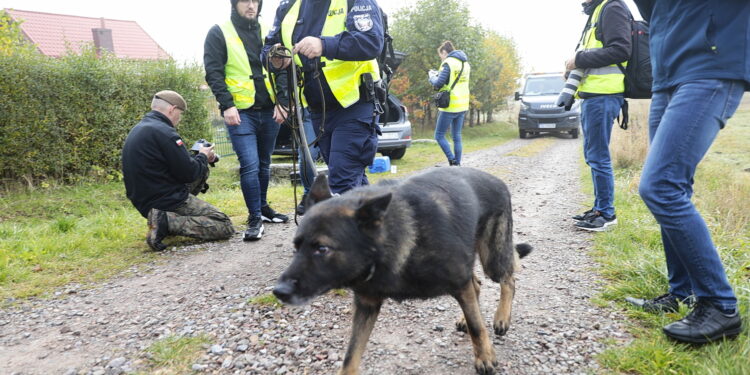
[438,56,470,113]
[576,0,626,96]
[220,20,276,109]
[280,0,380,108]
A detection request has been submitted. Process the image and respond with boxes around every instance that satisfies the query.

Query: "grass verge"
[591,104,750,374]
[0,120,517,302]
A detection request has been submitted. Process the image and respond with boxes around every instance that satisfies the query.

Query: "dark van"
[514,73,581,139]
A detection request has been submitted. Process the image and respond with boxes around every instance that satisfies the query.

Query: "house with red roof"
[4,8,170,60]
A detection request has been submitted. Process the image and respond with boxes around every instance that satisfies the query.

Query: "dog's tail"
[478,211,531,283]
[515,243,533,259]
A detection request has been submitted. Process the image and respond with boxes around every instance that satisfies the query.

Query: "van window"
[523,76,565,96]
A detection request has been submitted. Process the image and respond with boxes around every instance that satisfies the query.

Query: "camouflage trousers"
[166,195,235,240]
[163,169,234,241]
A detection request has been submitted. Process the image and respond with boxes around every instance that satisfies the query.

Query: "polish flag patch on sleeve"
[175,139,184,147]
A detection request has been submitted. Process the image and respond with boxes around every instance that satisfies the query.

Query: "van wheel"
[382,147,406,160]
[519,130,527,139]
[570,129,579,139]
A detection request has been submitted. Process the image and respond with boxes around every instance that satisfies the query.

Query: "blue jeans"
[639,79,743,312]
[581,95,623,218]
[434,110,466,163]
[297,109,321,194]
[226,108,280,217]
[312,101,378,194]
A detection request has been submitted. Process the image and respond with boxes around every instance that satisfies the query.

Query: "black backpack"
[599,0,652,99]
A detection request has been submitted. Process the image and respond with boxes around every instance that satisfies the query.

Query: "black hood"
[231,0,262,28]
[582,0,604,15]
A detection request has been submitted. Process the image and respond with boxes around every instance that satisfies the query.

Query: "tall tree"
[389,0,522,128]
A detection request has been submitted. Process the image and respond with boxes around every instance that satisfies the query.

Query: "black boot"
[662,300,742,344]
[296,194,308,215]
[146,208,168,251]
[625,293,688,313]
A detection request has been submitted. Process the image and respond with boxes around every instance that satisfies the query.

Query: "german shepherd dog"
[274,167,532,375]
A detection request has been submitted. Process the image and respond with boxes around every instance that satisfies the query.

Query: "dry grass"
[610,99,651,170]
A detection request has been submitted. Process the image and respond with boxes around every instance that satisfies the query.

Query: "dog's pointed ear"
[307,174,333,208]
[356,192,392,228]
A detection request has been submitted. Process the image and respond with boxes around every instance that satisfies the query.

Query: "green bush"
[0,47,211,186]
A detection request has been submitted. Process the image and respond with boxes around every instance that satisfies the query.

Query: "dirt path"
[0,136,630,375]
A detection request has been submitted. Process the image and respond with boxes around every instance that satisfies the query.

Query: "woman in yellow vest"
[429,41,470,166]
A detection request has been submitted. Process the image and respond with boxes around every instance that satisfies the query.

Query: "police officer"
[204,0,289,242]
[122,90,235,251]
[567,0,631,232]
[263,0,385,194]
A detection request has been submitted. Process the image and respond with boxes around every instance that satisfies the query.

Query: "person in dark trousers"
[567,0,631,232]
[122,91,235,251]
[429,40,470,167]
[262,0,384,195]
[626,0,748,344]
[204,0,289,242]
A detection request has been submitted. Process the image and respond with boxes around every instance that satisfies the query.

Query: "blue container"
[368,156,391,174]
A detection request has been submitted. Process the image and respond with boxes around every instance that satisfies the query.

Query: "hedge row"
[0,49,211,186]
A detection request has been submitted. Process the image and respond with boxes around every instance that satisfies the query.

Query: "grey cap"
[154,90,187,111]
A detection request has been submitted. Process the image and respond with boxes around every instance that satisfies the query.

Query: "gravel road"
[0,136,630,375]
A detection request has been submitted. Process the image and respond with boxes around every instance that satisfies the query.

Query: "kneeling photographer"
[122,90,235,251]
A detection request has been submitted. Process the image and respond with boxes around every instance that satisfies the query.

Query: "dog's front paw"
[493,320,509,336]
[455,317,468,333]
[474,357,498,375]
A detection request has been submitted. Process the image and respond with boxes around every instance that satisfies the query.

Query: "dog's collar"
[363,264,376,283]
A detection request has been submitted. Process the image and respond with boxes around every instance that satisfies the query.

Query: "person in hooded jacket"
[429,40,470,166]
[204,0,290,242]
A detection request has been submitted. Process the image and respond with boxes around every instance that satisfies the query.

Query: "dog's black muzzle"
[273,278,298,303]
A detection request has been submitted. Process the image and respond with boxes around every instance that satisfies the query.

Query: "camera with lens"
[556,68,584,110]
[190,139,219,167]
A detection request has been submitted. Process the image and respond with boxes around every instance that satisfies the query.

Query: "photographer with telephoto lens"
[566,0,631,232]
[122,90,235,251]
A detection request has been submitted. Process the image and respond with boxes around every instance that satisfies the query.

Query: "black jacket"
[204,10,288,113]
[575,0,632,72]
[121,111,209,218]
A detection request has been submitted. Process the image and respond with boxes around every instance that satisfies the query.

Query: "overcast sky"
[3,0,641,73]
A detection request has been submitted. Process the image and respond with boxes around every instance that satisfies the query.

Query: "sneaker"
[449,159,460,166]
[146,208,168,251]
[296,194,308,216]
[662,300,742,344]
[625,293,687,313]
[261,205,289,223]
[572,208,595,221]
[244,215,264,241]
[574,211,617,232]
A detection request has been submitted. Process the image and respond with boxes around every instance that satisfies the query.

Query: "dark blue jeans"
[639,79,743,312]
[297,109,321,194]
[226,108,280,217]
[312,101,378,194]
[581,94,623,218]
[434,110,466,164]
